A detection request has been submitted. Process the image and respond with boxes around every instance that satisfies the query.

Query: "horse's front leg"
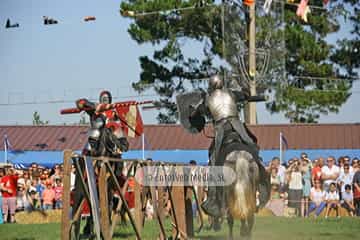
[240,213,254,240]
[246,213,255,240]
[227,213,234,240]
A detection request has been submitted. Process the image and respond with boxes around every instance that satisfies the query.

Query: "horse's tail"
[225,150,258,220]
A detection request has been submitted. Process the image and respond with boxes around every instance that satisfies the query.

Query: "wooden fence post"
[99,163,111,240]
[61,150,72,240]
[185,186,194,237]
[171,167,188,239]
[134,178,143,237]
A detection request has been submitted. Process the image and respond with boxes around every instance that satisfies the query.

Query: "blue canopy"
[1,149,359,168]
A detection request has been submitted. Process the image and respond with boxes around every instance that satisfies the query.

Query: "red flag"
[115,102,144,138]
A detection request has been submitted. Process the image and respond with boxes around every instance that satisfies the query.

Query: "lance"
[60,100,154,115]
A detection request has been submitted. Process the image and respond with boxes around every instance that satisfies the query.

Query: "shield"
[176,91,205,133]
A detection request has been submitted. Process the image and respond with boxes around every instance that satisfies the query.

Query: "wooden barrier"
[60,152,202,240]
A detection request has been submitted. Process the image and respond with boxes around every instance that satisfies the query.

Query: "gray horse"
[224,150,259,240]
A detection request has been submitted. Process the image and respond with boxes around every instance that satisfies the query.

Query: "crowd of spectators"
[0,162,65,223]
[265,154,360,218]
[1,154,359,223]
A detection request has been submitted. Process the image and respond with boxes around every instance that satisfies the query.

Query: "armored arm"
[76,98,96,113]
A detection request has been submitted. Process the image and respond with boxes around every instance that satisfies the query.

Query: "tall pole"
[247,3,257,124]
[4,134,8,164]
[142,133,145,160]
[279,132,282,164]
[4,140,7,164]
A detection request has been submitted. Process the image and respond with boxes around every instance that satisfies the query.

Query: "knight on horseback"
[176,74,270,218]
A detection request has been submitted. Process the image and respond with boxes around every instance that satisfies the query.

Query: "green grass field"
[0,217,359,240]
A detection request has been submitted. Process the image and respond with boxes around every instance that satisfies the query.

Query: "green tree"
[120,0,359,123]
[32,111,49,125]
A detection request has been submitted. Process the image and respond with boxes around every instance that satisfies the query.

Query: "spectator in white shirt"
[286,159,303,216]
[337,163,354,194]
[325,182,340,218]
[340,156,353,174]
[308,180,326,217]
[269,157,286,190]
[321,156,340,192]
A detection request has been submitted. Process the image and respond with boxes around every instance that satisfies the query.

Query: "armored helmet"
[99,90,112,104]
[208,74,224,91]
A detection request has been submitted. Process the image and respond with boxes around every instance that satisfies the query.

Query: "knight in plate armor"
[176,75,270,218]
[78,90,129,157]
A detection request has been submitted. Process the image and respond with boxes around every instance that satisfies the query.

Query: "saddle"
[216,130,258,166]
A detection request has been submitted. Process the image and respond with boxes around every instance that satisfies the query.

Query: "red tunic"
[1,175,19,198]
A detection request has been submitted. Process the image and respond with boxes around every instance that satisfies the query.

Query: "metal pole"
[4,141,7,164]
[142,133,145,160]
[279,132,282,164]
[248,3,257,124]
[221,1,227,87]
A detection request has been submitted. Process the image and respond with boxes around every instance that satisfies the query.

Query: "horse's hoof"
[213,221,221,232]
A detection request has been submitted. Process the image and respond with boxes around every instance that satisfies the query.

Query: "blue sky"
[0,0,359,125]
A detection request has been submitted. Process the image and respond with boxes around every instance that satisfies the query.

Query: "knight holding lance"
[176,75,270,218]
[76,90,129,157]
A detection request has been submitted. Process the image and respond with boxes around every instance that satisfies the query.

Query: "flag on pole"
[115,102,144,138]
[279,132,288,164]
[4,134,12,163]
[280,132,288,150]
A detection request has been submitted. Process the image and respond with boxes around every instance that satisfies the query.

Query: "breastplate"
[207,89,238,121]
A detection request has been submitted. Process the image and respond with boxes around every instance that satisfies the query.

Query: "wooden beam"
[185,186,194,237]
[134,176,143,236]
[157,186,167,240]
[170,167,187,240]
[71,199,85,223]
[104,161,142,240]
[84,157,102,240]
[61,150,72,240]
[99,164,111,240]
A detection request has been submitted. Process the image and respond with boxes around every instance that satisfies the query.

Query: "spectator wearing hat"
[16,182,26,211]
[0,167,19,223]
[25,186,40,212]
[321,156,340,192]
[42,180,55,210]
